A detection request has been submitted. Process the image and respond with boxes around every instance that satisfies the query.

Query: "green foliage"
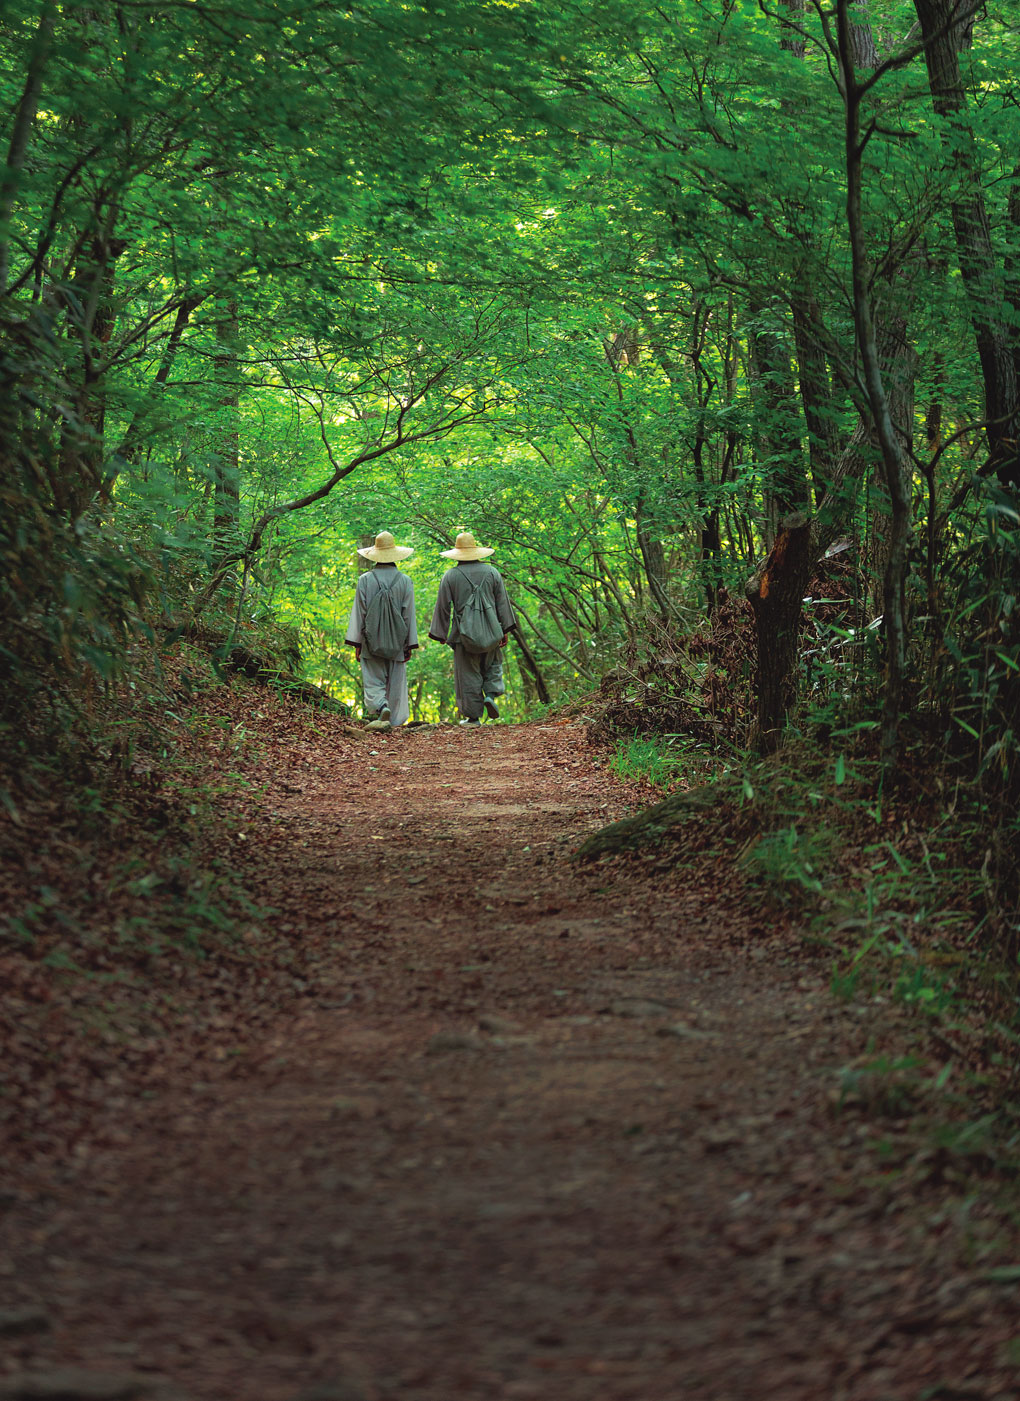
[835,1054,929,1120]
[609,735,689,788]
[1,0,1019,1002]
[599,722,1020,1067]
[932,486,1020,793]
[2,0,1018,746]
[739,825,832,906]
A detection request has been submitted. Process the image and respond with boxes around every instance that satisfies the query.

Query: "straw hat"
[357,531,414,562]
[440,530,495,560]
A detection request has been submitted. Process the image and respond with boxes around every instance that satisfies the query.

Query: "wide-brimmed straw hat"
[357,531,414,562]
[440,530,495,560]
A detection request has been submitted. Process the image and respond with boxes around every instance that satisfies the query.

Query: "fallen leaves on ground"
[1,687,1019,1400]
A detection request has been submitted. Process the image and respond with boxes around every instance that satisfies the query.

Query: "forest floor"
[2,710,1020,1401]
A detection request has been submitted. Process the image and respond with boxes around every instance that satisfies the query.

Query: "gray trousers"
[453,644,505,719]
[360,653,409,727]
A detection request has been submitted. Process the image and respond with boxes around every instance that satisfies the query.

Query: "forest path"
[4,721,1013,1401]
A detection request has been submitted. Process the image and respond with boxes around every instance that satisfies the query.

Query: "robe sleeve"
[403,575,419,648]
[492,569,517,633]
[344,575,368,646]
[428,571,453,643]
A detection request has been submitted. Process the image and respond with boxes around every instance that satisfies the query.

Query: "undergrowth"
[595,720,1020,1176]
[0,637,351,1170]
[610,734,696,788]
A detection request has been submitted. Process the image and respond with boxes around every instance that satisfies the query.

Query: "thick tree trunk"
[59,228,128,519]
[914,0,1020,486]
[1007,166,1020,386]
[848,0,879,66]
[748,300,806,548]
[745,510,813,753]
[839,0,914,765]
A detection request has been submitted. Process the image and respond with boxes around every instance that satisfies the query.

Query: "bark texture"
[212,298,241,563]
[749,302,807,548]
[840,0,915,763]
[913,0,1020,485]
[745,511,814,753]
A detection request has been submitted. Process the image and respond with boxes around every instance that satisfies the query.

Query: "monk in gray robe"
[428,531,516,726]
[345,531,418,728]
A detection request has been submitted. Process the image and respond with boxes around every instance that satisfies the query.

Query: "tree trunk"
[790,289,839,508]
[1007,165,1020,386]
[604,329,672,620]
[510,628,551,706]
[811,305,916,568]
[59,227,128,519]
[914,0,1020,486]
[115,293,204,471]
[212,297,241,568]
[634,493,671,621]
[353,533,375,712]
[0,0,57,298]
[693,426,723,612]
[865,312,916,613]
[839,0,914,765]
[745,510,813,753]
[648,299,723,612]
[748,299,806,547]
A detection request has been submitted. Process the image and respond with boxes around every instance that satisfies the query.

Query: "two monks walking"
[344,530,516,729]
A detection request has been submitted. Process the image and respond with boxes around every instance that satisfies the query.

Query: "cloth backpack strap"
[459,578,486,611]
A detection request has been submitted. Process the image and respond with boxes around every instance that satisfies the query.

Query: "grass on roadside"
[602,724,1020,1175]
[608,732,730,789]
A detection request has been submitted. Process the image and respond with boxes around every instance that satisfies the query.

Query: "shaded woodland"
[2,0,1020,1154]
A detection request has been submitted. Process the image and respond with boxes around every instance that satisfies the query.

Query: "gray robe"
[345,564,418,726]
[428,561,516,719]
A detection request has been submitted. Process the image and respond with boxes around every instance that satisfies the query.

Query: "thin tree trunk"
[810,302,916,567]
[865,311,916,613]
[790,289,839,508]
[115,293,204,469]
[0,0,57,298]
[604,330,673,620]
[510,628,551,706]
[353,533,374,713]
[634,494,671,620]
[212,297,240,568]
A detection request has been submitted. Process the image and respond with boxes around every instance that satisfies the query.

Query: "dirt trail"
[2,721,1017,1401]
